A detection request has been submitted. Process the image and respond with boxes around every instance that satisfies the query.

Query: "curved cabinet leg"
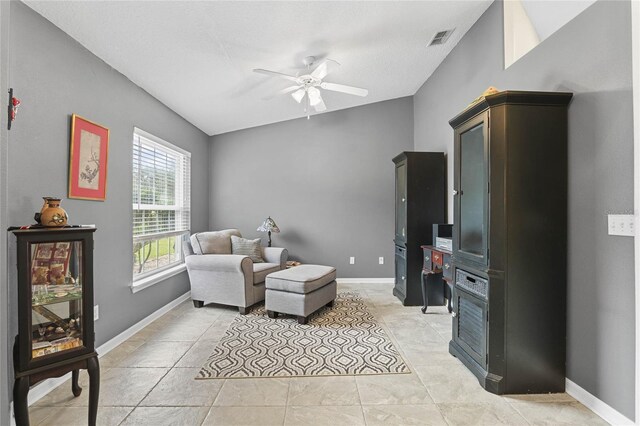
[13,376,30,426]
[420,271,428,314]
[72,369,82,397]
[87,356,100,426]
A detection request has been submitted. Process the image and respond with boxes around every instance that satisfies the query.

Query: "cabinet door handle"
[452,311,457,317]
[445,264,450,269]
[425,256,430,262]
[401,197,406,203]
[452,190,458,195]
[401,276,405,281]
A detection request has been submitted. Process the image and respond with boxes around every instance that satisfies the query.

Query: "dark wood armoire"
[448,91,572,394]
[392,152,445,306]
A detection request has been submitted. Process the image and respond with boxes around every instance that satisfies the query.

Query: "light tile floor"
[31,283,608,425]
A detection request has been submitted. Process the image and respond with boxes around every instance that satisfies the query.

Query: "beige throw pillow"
[231,236,264,263]
[190,229,241,255]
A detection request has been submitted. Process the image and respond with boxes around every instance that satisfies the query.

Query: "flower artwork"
[68,114,109,201]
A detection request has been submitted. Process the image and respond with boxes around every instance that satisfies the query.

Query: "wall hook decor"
[8,88,21,130]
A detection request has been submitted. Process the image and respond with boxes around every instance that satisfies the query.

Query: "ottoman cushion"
[266,265,336,294]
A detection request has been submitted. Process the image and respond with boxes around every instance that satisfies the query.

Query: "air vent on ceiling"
[428,29,455,46]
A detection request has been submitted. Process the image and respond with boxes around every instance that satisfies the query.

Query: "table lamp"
[257,216,280,247]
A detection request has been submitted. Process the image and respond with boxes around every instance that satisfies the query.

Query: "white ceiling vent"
[428,29,455,46]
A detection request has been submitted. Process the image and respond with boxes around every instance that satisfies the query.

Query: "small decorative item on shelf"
[35,197,68,227]
[468,86,500,106]
[257,216,280,247]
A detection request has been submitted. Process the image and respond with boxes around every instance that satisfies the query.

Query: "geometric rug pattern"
[197,292,409,379]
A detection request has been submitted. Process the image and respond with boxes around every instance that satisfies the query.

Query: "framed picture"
[68,114,109,201]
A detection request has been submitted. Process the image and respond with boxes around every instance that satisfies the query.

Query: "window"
[503,0,596,68]
[132,128,190,287]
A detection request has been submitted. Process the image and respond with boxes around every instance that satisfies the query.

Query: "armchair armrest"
[261,247,288,268]
[185,254,252,273]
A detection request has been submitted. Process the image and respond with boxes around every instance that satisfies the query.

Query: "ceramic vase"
[39,197,68,227]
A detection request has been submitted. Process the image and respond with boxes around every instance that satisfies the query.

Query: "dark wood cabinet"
[448,91,572,394]
[392,152,445,306]
[11,227,99,426]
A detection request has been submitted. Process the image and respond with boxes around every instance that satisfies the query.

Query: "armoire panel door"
[454,112,489,267]
[395,161,407,245]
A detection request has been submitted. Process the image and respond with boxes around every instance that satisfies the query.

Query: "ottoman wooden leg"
[238,306,249,315]
[297,316,308,325]
[267,310,278,319]
[326,300,334,308]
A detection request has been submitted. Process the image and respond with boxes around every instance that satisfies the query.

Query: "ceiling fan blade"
[291,89,306,103]
[262,85,302,101]
[279,85,302,95]
[310,59,340,80]
[320,82,368,97]
[253,68,300,83]
[313,96,327,112]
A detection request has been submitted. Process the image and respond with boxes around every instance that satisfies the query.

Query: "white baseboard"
[23,291,191,408]
[565,378,634,425]
[336,278,394,284]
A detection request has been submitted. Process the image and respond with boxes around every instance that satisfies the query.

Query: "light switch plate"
[349,257,355,265]
[607,214,635,236]
[94,305,99,321]
[379,257,384,265]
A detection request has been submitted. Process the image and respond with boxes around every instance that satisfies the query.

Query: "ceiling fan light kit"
[254,55,369,118]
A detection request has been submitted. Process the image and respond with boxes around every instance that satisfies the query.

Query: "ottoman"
[265,264,337,324]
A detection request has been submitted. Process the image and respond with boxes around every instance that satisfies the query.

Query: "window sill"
[131,263,187,294]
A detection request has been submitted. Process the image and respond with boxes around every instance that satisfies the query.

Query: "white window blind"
[132,128,191,281]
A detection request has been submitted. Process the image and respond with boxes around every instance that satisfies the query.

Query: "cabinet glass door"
[29,240,84,360]
[395,162,407,243]
[455,115,488,264]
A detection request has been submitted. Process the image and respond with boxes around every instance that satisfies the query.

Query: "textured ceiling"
[24,1,492,136]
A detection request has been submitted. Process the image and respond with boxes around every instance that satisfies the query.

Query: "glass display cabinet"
[11,227,99,426]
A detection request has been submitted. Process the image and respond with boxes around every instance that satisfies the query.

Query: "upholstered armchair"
[183,229,288,314]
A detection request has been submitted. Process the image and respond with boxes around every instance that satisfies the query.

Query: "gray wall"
[5,0,209,386]
[0,2,10,424]
[414,0,635,419]
[209,97,414,278]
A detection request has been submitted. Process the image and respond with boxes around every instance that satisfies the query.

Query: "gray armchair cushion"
[190,229,241,255]
[231,236,264,263]
[252,262,281,284]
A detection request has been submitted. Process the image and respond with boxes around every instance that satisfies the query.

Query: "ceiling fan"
[253,56,368,118]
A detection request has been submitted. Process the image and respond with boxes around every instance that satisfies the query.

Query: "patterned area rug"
[197,292,409,379]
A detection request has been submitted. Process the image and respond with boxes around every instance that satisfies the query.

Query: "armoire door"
[395,161,407,246]
[454,112,489,266]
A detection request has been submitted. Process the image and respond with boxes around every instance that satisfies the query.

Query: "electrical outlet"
[94,305,99,321]
[349,257,355,265]
[608,214,635,236]
[379,257,384,265]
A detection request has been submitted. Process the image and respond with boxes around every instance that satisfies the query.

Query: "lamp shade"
[257,216,280,233]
